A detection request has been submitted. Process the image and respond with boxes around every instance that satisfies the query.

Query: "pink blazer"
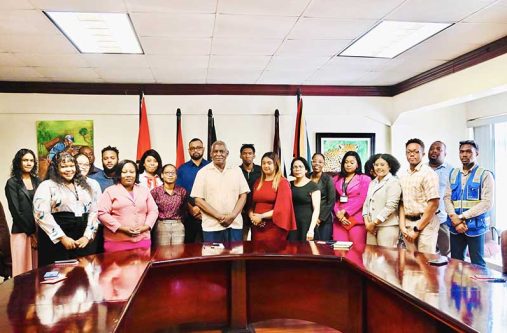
[333,174,371,225]
[98,184,158,243]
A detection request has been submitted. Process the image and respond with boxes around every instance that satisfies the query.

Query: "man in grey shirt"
[428,141,453,256]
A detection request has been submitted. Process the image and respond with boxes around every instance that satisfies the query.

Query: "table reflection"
[6,248,151,332]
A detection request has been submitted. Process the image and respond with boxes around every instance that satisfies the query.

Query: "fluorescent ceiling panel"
[339,20,451,59]
[45,11,143,54]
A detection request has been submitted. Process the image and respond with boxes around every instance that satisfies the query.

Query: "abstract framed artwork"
[316,133,375,173]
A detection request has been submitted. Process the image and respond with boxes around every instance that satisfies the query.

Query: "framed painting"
[36,120,94,178]
[316,133,375,173]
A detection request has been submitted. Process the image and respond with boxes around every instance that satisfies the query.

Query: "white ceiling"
[0,0,506,85]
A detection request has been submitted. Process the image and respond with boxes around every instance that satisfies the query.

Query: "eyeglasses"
[78,163,90,168]
[189,146,204,151]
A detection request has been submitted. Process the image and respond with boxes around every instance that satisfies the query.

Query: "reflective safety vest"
[446,166,490,236]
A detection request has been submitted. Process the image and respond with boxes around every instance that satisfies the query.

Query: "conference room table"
[0,241,505,332]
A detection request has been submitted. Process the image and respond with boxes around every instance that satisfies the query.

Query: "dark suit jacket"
[4,176,40,235]
[0,201,12,277]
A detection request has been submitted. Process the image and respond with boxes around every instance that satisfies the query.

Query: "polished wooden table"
[0,242,505,332]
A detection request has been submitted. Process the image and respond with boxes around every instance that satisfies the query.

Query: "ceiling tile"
[152,67,207,83]
[15,53,90,67]
[212,38,282,55]
[206,68,263,83]
[0,34,78,54]
[464,1,507,23]
[289,17,376,39]
[126,0,216,13]
[438,22,507,44]
[147,55,209,68]
[304,0,405,19]
[0,53,26,66]
[29,0,127,12]
[306,67,368,84]
[382,57,446,75]
[141,37,211,55]
[0,66,44,80]
[324,56,390,72]
[386,0,496,23]
[358,71,414,85]
[0,10,60,35]
[276,39,351,56]
[218,0,310,16]
[131,13,215,37]
[266,56,330,70]
[258,69,314,84]
[95,67,155,83]
[35,67,101,82]
[357,72,410,86]
[209,55,271,69]
[399,31,481,61]
[0,0,34,10]
[214,14,298,38]
[81,54,149,68]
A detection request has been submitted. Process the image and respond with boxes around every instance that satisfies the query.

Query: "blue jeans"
[203,228,242,242]
[450,232,486,267]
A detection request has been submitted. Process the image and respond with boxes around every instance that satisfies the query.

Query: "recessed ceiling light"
[339,20,452,59]
[44,12,143,54]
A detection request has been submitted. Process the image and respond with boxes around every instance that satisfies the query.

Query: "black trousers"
[37,212,94,267]
[314,222,333,241]
[87,224,104,254]
[183,215,202,243]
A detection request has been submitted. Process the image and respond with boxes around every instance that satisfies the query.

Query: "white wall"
[392,53,507,119]
[466,91,507,120]
[391,104,469,170]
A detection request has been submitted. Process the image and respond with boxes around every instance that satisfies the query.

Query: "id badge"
[74,202,83,217]
[340,195,348,203]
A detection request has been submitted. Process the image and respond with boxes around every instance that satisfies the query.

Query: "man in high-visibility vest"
[444,140,495,267]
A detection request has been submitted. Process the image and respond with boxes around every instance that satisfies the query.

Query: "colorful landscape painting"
[36,120,94,178]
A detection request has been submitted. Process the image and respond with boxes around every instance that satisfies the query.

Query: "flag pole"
[176,108,185,167]
[207,109,213,160]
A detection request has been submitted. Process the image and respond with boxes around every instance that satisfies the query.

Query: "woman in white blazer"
[363,154,402,247]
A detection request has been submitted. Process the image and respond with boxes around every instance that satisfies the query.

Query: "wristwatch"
[413,225,420,233]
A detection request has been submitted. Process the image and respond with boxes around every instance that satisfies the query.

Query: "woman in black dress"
[310,153,336,241]
[288,157,321,241]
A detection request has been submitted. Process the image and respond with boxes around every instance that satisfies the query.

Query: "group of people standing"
[4,136,494,277]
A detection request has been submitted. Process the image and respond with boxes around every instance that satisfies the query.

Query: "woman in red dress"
[249,152,296,241]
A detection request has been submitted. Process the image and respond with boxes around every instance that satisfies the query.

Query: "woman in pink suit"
[333,151,371,245]
[98,160,158,253]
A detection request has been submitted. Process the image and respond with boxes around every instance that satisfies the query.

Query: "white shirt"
[191,163,250,231]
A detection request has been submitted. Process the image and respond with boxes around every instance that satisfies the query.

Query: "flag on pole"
[292,89,311,163]
[176,108,185,168]
[207,109,217,160]
[273,109,287,177]
[273,109,281,157]
[136,92,151,162]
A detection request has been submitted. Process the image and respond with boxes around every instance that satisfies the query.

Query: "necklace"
[65,182,79,201]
